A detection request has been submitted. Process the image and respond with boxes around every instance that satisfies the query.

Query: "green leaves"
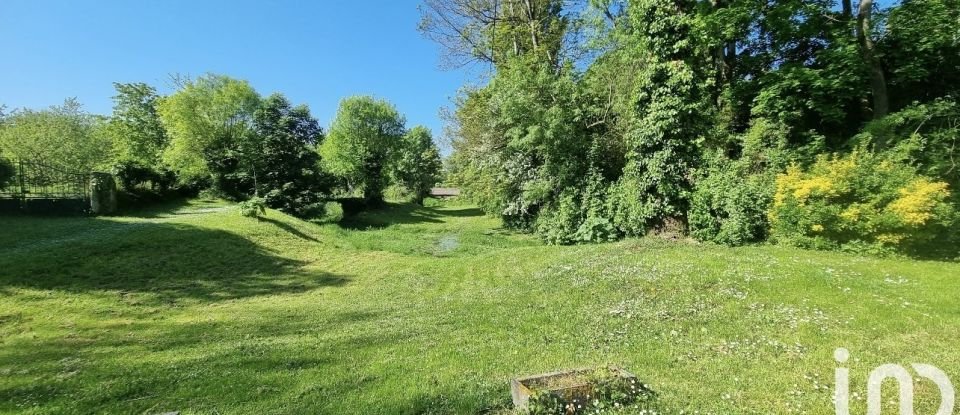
[157,74,261,181]
[393,126,443,204]
[320,96,406,204]
[0,98,112,172]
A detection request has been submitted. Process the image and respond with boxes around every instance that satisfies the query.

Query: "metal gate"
[0,159,91,214]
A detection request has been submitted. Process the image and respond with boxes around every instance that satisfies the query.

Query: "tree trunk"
[857,0,889,119]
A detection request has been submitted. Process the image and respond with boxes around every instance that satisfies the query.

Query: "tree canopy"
[158,74,261,188]
[321,96,407,204]
[0,99,111,172]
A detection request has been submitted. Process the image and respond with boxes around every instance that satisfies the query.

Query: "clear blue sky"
[0,0,470,148]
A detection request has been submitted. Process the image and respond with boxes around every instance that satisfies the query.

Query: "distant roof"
[430,187,461,197]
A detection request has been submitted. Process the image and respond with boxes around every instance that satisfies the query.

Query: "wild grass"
[0,199,957,414]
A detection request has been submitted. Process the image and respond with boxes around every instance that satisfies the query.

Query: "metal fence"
[0,158,91,214]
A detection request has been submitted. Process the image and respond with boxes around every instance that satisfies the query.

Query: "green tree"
[0,98,111,172]
[252,93,329,213]
[107,82,168,168]
[320,96,406,205]
[882,0,960,109]
[157,74,261,195]
[393,126,442,205]
[609,0,711,235]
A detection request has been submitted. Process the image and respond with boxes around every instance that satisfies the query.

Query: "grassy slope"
[0,200,958,414]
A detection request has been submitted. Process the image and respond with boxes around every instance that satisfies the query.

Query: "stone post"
[90,172,117,215]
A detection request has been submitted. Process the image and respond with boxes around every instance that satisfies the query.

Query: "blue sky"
[0,0,472,148]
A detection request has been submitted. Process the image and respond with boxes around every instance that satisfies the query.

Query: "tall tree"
[857,0,889,118]
[107,82,168,168]
[157,74,260,194]
[393,126,443,205]
[419,0,572,69]
[320,96,406,205]
[252,93,328,213]
[610,0,711,235]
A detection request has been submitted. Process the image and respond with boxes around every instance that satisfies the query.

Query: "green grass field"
[1,199,958,414]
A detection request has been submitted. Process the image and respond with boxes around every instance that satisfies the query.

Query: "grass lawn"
[1,199,958,414]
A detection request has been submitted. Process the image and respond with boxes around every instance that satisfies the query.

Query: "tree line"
[423,0,960,257]
[0,74,443,215]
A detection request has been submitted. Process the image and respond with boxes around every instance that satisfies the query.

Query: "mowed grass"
[1,199,958,414]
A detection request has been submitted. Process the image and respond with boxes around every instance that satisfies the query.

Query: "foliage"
[320,96,406,205]
[322,201,344,222]
[0,156,14,191]
[853,99,960,193]
[689,120,792,246]
[112,160,176,192]
[158,74,261,193]
[0,99,112,172]
[882,0,960,108]
[107,82,169,169]
[238,196,267,218]
[428,0,960,256]
[253,93,329,214]
[392,126,442,205]
[609,0,710,236]
[769,149,956,257]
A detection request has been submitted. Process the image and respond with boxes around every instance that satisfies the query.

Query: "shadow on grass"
[338,203,485,231]
[259,216,320,242]
[116,197,229,219]
[0,220,349,303]
[0,308,403,414]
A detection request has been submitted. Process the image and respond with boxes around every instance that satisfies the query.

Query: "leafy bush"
[853,98,960,194]
[321,201,344,222]
[769,149,956,256]
[535,191,583,245]
[253,93,330,215]
[112,160,176,192]
[264,185,322,217]
[690,162,773,246]
[689,120,791,246]
[238,197,267,219]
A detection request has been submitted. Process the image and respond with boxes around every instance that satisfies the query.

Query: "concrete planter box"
[510,366,638,411]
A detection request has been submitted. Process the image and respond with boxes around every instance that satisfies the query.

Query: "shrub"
[535,190,583,245]
[769,149,956,256]
[112,160,176,192]
[689,162,774,246]
[238,197,267,219]
[263,184,322,216]
[321,201,344,222]
[853,98,960,195]
[691,119,810,246]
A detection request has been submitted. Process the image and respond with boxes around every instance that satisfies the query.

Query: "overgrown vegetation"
[425,0,960,257]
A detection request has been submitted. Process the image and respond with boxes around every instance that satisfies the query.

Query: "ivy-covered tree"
[320,96,406,205]
[609,0,711,235]
[393,126,442,205]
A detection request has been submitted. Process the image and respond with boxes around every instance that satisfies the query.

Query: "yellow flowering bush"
[769,150,956,256]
